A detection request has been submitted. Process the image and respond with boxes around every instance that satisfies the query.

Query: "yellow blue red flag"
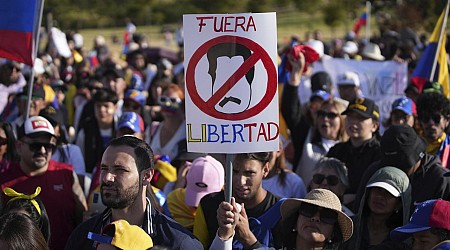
[411,5,449,97]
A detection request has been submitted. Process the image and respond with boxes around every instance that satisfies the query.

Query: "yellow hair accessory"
[4,187,42,216]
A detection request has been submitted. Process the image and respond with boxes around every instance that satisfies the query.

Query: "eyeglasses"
[419,114,443,124]
[0,137,7,146]
[299,202,338,225]
[317,110,339,119]
[22,141,56,153]
[312,174,340,186]
[158,96,181,105]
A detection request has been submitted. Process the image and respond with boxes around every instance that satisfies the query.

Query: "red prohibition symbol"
[186,35,277,121]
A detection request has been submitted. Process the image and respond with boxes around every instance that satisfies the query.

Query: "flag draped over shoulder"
[0,0,43,65]
[352,12,367,35]
[411,6,449,97]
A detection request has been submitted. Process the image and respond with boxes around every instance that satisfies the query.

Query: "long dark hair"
[1,197,51,243]
[0,121,18,161]
[0,213,49,250]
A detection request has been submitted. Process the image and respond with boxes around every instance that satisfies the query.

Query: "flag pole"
[365,1,371,42]
[430,1,449,82]
[24,0,45,119]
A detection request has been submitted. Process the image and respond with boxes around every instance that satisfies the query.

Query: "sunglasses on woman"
[158,96,181,105]
[299,202,338,225]
[317,110,339,119]
[312,174,340,186]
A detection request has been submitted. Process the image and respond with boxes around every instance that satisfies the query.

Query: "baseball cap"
[17,84,45,100]
[171,139,207,168]
[391,199,450,240]
[129,73,144,91]
[381,124,426,171]
[310,90,331,102]
[185,156,224,207]
[39,106,64,127]
[124,89,146,108]
[366,181,400,197]
[337,72,360,87]
[18,116,55,139]
[342,97,380,120]
[391,96,416,115]
[87,219,153,249]
[422,81,444,94]
[117,112,144,133]
[311,71,332,93]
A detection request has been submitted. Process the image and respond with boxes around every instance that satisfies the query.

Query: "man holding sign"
[193,152,283,249]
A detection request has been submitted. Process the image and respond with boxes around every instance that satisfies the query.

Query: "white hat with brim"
[366,181,401,197]
[280,189,353,242]
[362,43,385,61]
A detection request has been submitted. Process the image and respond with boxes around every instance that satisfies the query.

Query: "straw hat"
[280,189,353,242]
[361,43,385,61]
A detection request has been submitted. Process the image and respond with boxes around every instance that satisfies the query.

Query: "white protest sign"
[183,13,279,153]
[298,58,408,133]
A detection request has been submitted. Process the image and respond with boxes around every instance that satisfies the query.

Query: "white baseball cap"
[20,116,55,139]
[337,72,360,87]
[366,181,400,197]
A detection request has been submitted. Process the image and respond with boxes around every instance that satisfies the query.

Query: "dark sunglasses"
[22,141,56,153]
[312,174,340,186]
[158,96,181,105]
[299,202,338,225]
[0,137,7,146]
[419,114,443,124]
[317,110,339,119]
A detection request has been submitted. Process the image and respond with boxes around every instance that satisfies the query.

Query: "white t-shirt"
[263,171,307,198]
[150,121,186,160]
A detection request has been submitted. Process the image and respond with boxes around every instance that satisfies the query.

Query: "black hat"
[311,71,332,93]
[171,139,207,168]
[17,83,45,100]
[381,124,426,171]
[342,97,379,120]
[39,105,64,126]
[422,81,443,94]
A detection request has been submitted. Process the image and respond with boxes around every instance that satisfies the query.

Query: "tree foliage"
[42,0,445,32]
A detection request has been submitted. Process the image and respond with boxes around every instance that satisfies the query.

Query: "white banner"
[183,13,279,153]
[299,58,408,132]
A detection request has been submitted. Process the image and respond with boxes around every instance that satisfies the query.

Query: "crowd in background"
[1,18,450,250]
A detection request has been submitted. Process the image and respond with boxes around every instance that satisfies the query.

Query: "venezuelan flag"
[0,0,43,65]
[352,12,367,35]
[411,5,449,97]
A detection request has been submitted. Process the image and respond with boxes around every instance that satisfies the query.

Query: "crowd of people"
[0,18,450,250]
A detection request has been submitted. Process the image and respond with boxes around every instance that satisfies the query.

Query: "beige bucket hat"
[280,188,353,242]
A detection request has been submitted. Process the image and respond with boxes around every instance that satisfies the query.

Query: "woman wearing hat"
[346,166,411,249]
[279,189,353,249]
[212,189,353,250]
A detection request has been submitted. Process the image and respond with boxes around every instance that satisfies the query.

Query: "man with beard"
[193,152,284,249]
[0,116,87,250]
[416,92,450,168]
[65,136,202,249]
